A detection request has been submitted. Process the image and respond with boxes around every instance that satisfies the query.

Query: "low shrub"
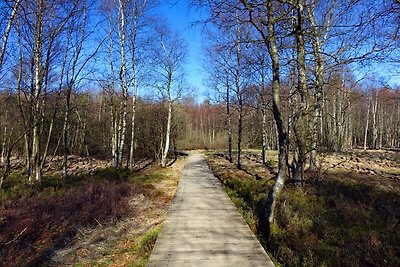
[0,180,142,267]
[208,153,400,267]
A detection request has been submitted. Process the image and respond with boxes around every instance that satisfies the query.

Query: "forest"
[0,0,399,266]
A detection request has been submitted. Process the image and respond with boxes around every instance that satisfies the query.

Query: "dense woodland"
[0,0,400,264]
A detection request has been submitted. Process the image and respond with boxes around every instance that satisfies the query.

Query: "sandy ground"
[209,149,400,192]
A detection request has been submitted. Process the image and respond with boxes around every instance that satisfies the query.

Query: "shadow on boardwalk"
[148,152,275,267]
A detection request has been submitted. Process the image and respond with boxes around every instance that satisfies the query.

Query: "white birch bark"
[117,0,128,169]
[0,0,21,70]
[161,88,172,167]
[32,0,44,183]
[372,91,378,149]
[0,111,7,164]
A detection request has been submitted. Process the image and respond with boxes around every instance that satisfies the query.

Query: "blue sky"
[156,0,208,100]
[154,0,400,93]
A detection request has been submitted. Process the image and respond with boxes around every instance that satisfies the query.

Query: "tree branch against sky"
[0,1,400,266]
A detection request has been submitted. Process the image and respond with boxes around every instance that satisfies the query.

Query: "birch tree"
[306,0,334,170]
[239,0,290,224]
[290,0,311,182]
[61,0,103,177]
[152,24,185,167]
[31,0,46,182]
[127,0,150,169]
[105,0,129,169]
[11,0,89,182]
[205,8,251,168]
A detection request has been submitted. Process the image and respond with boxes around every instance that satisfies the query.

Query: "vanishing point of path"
[148,152,275,267]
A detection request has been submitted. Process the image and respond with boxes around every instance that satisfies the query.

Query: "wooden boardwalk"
[148,153,275,267]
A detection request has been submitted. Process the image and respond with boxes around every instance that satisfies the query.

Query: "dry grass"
[0,157,185,267]
[48,158,185,267]
[317,149,400,192]
[206,149,400,267]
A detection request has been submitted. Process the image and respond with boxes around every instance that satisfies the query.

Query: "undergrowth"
[129,226,161,267]
[0,167,133,202]
[0,167,166,267]
[208,152,400,267]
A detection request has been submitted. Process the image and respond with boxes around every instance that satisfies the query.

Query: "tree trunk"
[62,89,71,177]
[226,72,232,163]
[372,91,378,149]
[1,111,7,164]
[128,26,137,169]
[261,105,267,165]
[308,0,326,170]
[16,27,32,180]
[260,55,268,165]
[292,0,310,183]
[129,91,136,168]
[41,110,56,170]
[263,0,289,224]
[161,79,172,167]
[117,0,128,169]
[107,12,119,168]
[235,14,242,169]
[237,96,243,169]
[32,0,44,183]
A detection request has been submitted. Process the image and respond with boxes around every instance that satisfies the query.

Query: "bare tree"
[204,35,234,163]
[306,0,334,170]
[291,0,311,182]
[151,24,185,167]
[105,0,130,169]
[61,0,103,177]
[127,0,150,169]
[204,8,251,168]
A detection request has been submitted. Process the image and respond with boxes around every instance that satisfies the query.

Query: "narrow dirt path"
[148,152,275,267]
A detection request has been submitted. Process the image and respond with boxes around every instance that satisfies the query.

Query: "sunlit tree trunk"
[41,110,56,170]
[240,0,289,224]
[261,104,267,165]
[259,55,268,165]
[307,0,330,170]
[225,70,233,163]
[107,15,118,168]
[292,0,311,183]
[128,84,136,168]
[372,90,378,149]
[234,13,243,169]
[161,78,172,167]
[237,95,243,169]
[154,25,184,166]
[0,0,21,70]
[16,25,32,180]
[0,111,7,164]
[117,0,128,169]
[128,2,141,169]
[264,0,289,224]
[31,0,45,183]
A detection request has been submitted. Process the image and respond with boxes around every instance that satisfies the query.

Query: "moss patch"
[129,226,161,267]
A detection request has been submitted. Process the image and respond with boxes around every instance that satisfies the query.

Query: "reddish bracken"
[0,181,142,267]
